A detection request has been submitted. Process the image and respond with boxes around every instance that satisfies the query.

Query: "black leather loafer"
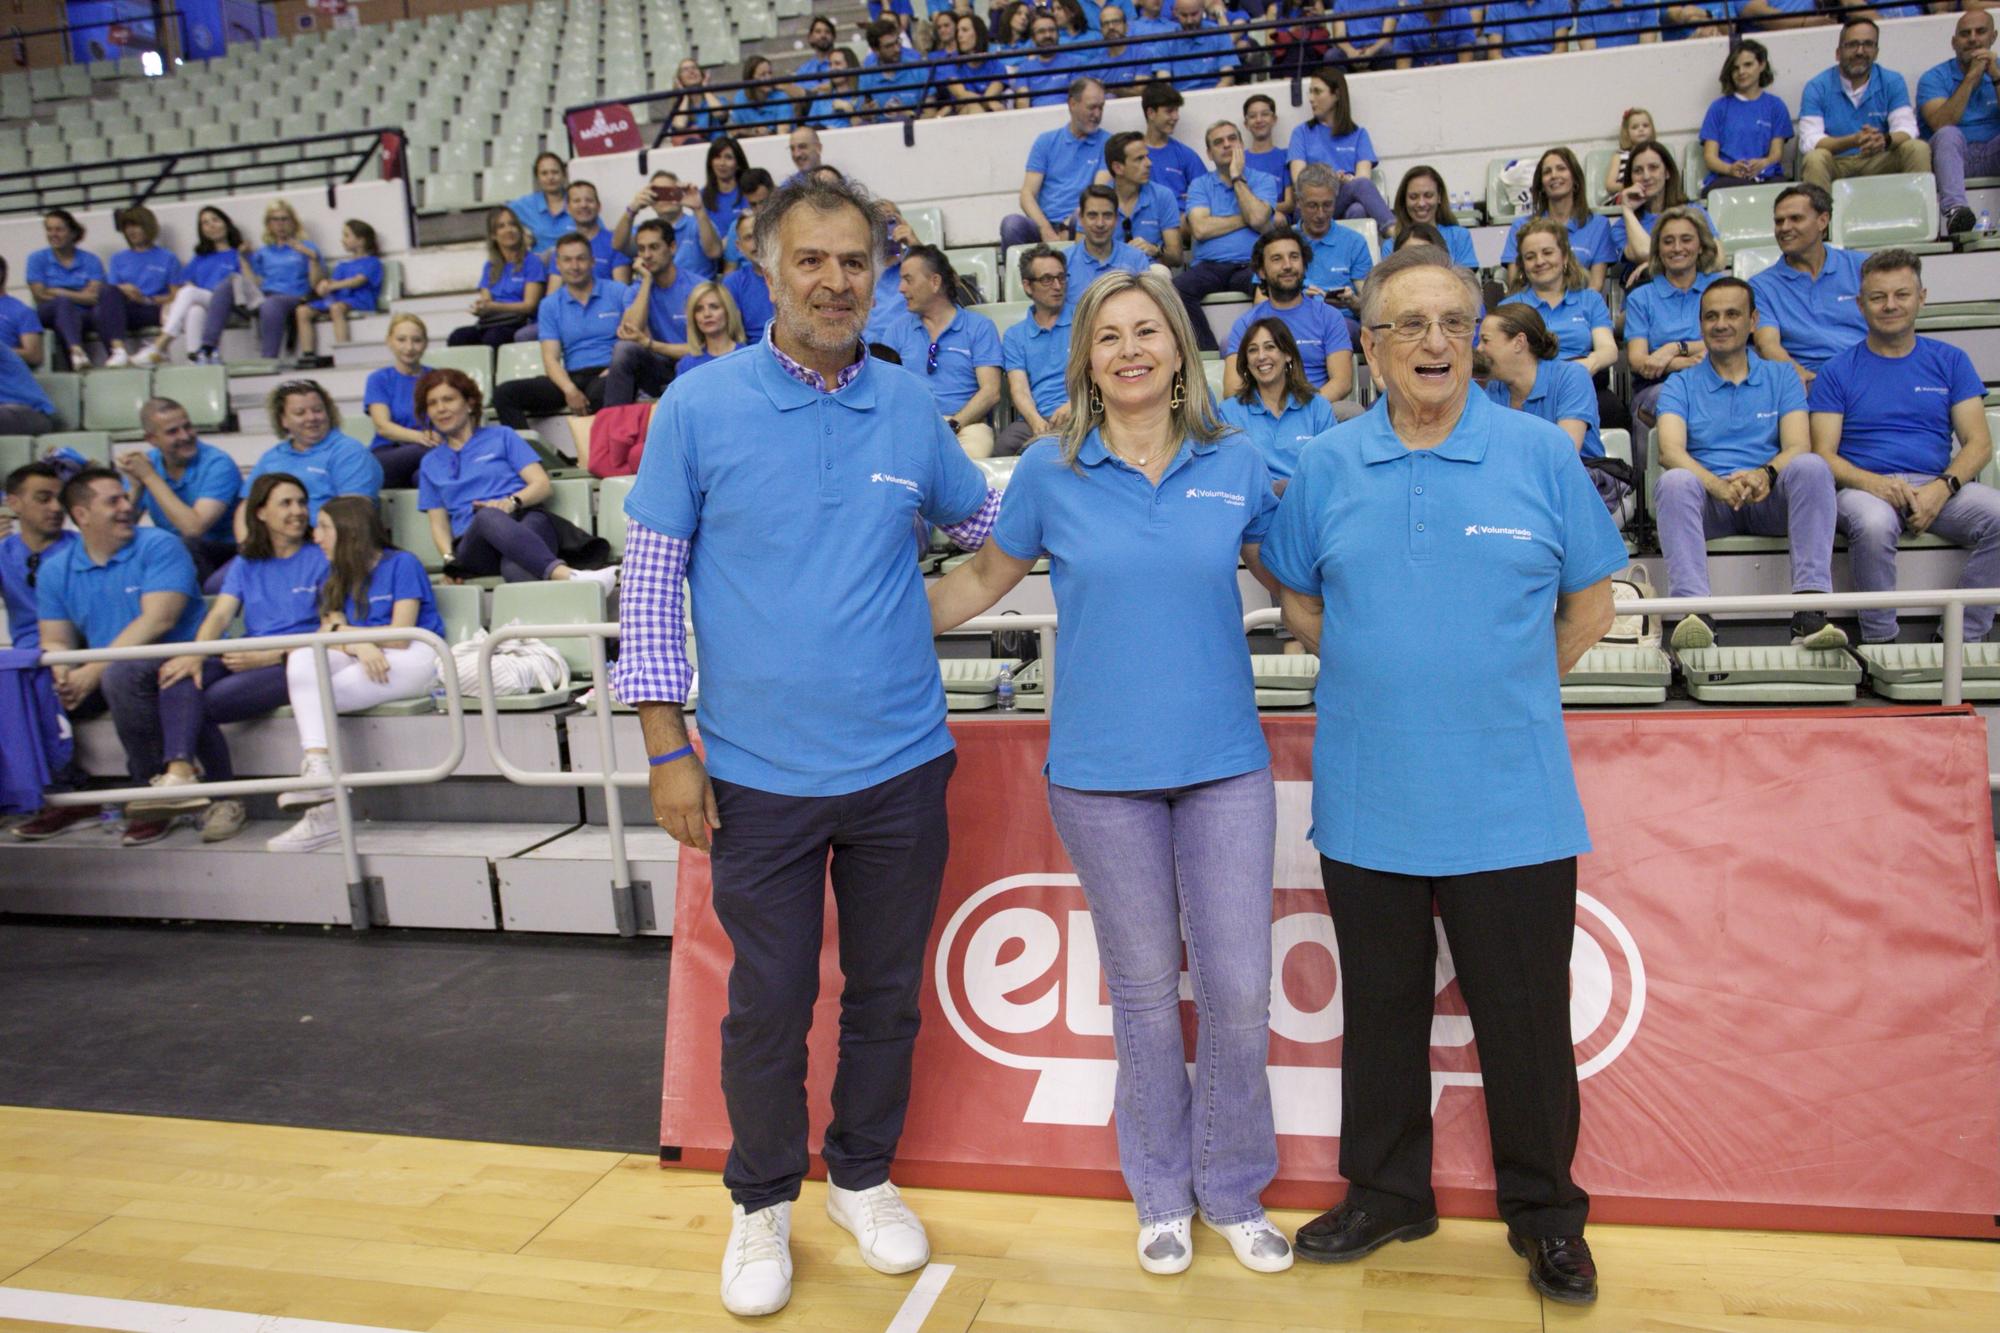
[1508,1230,1598,1304]
[1294,1201,1439,1264]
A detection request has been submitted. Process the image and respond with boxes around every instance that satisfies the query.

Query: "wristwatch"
[946,418,961,435]
[1763,463,1779,490]
[1945,474,1964,496]
[507,494,524,513]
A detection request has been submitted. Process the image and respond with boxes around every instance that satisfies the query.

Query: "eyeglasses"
[926,340,941,374]
[23,550,37,589]
[1027,273,1067,287]
[1367,314,1477,343]
[1120,214,1134,240]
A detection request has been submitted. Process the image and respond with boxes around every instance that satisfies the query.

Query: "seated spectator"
[1175,119,1282,351]
[1749,183,1866,388]
[156,205,248,367]
[36,467,228,846]
[102,205,181,369]
[861,17,933,119]
[243,380,383,535]
[1734,0,1829,31]
[1216,316,1337,487]
[1241,94,1294,214]
[0,257,42,370]
[942,13,1010,113]
[871,0,917,34]
[26,208,108,372]
[667,59,728,144]
[294,218,384,361]
[1283,67,1394,237]
[1700,40,1794,194]
[1169,0,1240,89]
[1268,0,1334,79]
[783,126,827,185]
[1574,0,1651,51]
[993,1,1035,54]
[1483,0,1572,56]
[1331,0,1396,70]
[1798,19,1931,194]
[1138,81,1210,208]
[1600,106,1657,199]
[805,46,864,128]
[1012,10,1080,107]
[494,234,630,430]
[1001,77,1111,248]
[1391,165,1478,268]
[555,181,631,286]
[449,207,547,349]
[722,212,774,344]
[613,172,723,282]
[267,496,448,853]
[998,244,1075,456]
[701,137,754,243]
[365,314,437,489]
[793,14,841,85]
[1814,249,1998,646]
[1609,141,1710,272]
[1221,226,1357,408]
[1053,0,1094,43]
[1500,148,1616,290]
[1921,9,2000,235]
[885,245,1003,458]
[1624,207,1721,433]
[1501,220,1622,427]
[1105,130,1186,267]
[1654,276,1842,652]
[719,169,775,270]
[1294,163,1374,335]
[606,219,701,408]
[730,54,790,137]
[1089,5,1135,95]
[1478,303,1604,462]
[1,461,90,841]
[1392,0,1478,67]
[922,7,959,102]
[866,202,920,345]
[171,472,328,812]
[414,369,618,590]
[115,396,242,588]
[1069,186,1154,308]
[0,343,55,436]
[239,200,323,364]
[677,282,747,375]
[509,153,572,252]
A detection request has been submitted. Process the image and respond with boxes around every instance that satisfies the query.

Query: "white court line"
[884,1262,955,1333]
[0,1288,419,1333]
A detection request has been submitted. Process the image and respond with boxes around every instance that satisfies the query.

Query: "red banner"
[663,710,2000,1237]
[566,103,642,157]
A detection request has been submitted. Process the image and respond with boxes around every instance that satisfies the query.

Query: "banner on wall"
[64,1,155,62]
[566,103,643,157]
[662,710,2000,1237]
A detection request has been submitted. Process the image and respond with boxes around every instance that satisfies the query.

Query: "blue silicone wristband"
[648,744,695,767]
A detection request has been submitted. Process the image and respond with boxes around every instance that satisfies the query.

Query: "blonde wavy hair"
[261,198,305,248]
[1054,269,1228,466]
[1643,206,1724,283]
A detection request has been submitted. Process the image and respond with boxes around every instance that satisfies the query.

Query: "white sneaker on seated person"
[826,1180,930,1274]
[266,802,340,852]
[279,752,333,810]
[721,1200,793,1317]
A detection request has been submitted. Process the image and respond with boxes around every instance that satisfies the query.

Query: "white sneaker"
[1136,1215,1192,1274]
[278,752,334,809]
[266,802,341,852]
[1201,1212,1294,1273]
[128,770,211,815]
[105,346,131,367]
[571,565,619,592]
[826,1181,930,1275]
[720,1201,793,1317]
[131,344,164,367]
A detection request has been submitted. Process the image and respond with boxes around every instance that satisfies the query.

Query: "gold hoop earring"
[1088,383,1103,415]
[1169,371,1186,411]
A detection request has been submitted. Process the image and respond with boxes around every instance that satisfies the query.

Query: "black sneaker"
[1670,614,1715,651]
[1790,609,1848,650]
[1945,205,1977,236]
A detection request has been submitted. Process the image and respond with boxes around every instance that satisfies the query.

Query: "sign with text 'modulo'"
[566,103,642,157]
[663,710,2000,1238]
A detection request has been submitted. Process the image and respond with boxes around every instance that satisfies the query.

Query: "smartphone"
[653,186,671,206]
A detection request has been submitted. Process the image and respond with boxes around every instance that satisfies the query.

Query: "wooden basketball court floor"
[0,1106,1994,1333]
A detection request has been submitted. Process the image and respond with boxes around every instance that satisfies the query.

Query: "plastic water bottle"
[995,663,1016,713]
[431,683,449,715]
[1980,209,1993,235]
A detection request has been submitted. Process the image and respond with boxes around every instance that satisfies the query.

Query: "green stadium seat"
[1250,652,1317,708]
[1857,642,2000,701]
[1829,173,1945,253]
[544,476,594,532]
[1706,182,1788,253]
[597,475,634,556]
[0,434,30,478]
[1336,217,1380,262]
[1202,357,1226,403]
[969,301,1031,335]
[904,205,945,248]
[487,578,605,704]
[423,172,479,214]
[380,489,444,572]
[34,372,81,431]
[152,365,229,431]
[496,342,544,386]
[379,259,403,306]
[427,345,494,406]
[1561,645,1672,705]
[1731,245,1780,280]
[80,368,153,438]
[1678,645,1860,702]
[431,582,482,646]
[945,246,999,306]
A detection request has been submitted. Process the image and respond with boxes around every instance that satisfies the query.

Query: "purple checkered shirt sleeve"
[939,486,1003,550]
[609,521,693,705]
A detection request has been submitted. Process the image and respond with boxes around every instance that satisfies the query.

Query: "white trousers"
[285,644,438,751]
[159,284,213,340]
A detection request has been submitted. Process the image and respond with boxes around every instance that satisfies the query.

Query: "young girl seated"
[364,314,437,489]
[1603,107,1656,201]
[295,219,385,365]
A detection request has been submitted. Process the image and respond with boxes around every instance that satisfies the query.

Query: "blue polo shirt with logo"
[1918,57,2000,143]
[0,531,74,650]
[1700,92,1794,188]
[0,294,40,347]
[108,247,183,300]
[25,248,105,293]
[1500,212,1619,268]
[723,264,773,344]
[481,252,549,304]
[1065,239,1150,310]
[416,425,544,537]
[1302,224,1375,295]
[1286,121,1379,174]
[1749,245,1866,370]
[221,543,331,638]
[344,547,445,638]
[1658,352,1807,474]
[1217,391,1336,481]
[1146,136,1209,207]
[38,526,207,650]
[1623,271,1718,352]
[624,339,990,796]
[1801,66,1914,157]
[136,441,242,544]
[364,364,430,447]
[250,241,319,297]
[993,431,1275,790]
[1119,182,1183,248]
[1809,336,1986,477]
[1223,296,1352,388]
[1484,356,1604,458]
[1186,168,1283,266]
[882,306,1004,418]
[247,431,383,521]
[1499,287,1612,361]
[539,279,631,371]
[1027,124,1113,227]
[509,191,571,252]
[1001,308,1075,417]
[641,268,702,345]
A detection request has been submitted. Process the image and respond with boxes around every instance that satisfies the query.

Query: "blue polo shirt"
[731,89,790,131]
[0,343,52,415]
[38,526,207,650]
[539,279,630,371]
[136,442,242,544]
[26,249,105,293]
[1187,168,1282,265]
[416,425,543,538]
[1485,0,1569,55]
[364,364,430,447]
[0,294,40,347]
[723,265,773,344]
[1394,2,1479,63]
[250,242,319,297]
[220,543,330,638]
[1286,121,1379,175]
[1244,146,1288,185]
[866,261,906,345]
[1027,124,1112,227]
[184,249,240,291]
[1001,308,1074,416]
[883,306,1004,418]
[1223,296,1352,387]
[705,188,746,240]
[640,268,701,345]
[311,255,383,313]
[1333,0,1395,42]
[1484,357,1603,458]
[1801,66,1914,157]
[1217,391,1336,481]
[656,212,713,282]
[481,252,548,304]
[1622,271,1717,352]
[1432,224,1480,268]
[1500,212,1618,267]
[1919,57,2000,143]
[509,192,571,252]
[1573,0,1648,47]
[860,51,931,111]
[1749,245,1866,370]
[1146,136,1209,206]
[1065,239,1150,309]
[550,227,623,283]
[1168,22,1236,89]
[1607,202,1712,257]
[625,339,990,796]
[1119,182,1182,248]
[1498,287,1611,362]
[247,431,383,521]
[108,247,182,300]
[994,432,1275,790]
[0,531,74,650]
[1010,48,1077,105]
[1302,224,1375,295]
[1657,352,1806,475]
[345,548,445,638]
[1699,93,1794,188]
[1260,391,1626,875]
[1809,337,1986,477]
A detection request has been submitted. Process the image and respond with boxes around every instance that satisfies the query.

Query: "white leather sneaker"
[1202,1212,1294,1273]
[720,1201,793,1317]
[279,752,334,809]
[1136,1215,1193,1274]
[826,1181,930,1275]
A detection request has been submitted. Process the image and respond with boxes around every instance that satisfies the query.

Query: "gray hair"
[1294,162,1338,197]
[1358,245,1483,330]
[1016,242,1064,285]
[138,396,189,433]
[752,175,886,273]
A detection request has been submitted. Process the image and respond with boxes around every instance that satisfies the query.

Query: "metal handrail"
[39,625,463,930]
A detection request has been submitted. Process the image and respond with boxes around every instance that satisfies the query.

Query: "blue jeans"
[99,656,233,784]
[1046,766,1277,1226]
[1836,475,2000,642]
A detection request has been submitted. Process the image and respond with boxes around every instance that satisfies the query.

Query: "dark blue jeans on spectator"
[95,288,164,346]
[100,656,234,784]
[197,660,292,725]
[37,296,106,369]
[373,441,431,490]
[1172,260,1256,352]
[452,506,563,582]
[183,536,238,593]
